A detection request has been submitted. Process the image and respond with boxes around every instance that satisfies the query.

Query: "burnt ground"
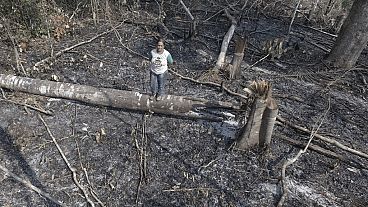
[0,3,368,207]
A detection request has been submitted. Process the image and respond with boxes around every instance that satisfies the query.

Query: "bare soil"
[0,2,367,207]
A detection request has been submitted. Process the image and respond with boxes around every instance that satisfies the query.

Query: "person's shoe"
[156,95,163,101]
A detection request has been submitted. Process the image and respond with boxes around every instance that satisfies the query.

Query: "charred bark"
[236,81,278,150]
[237,98,267,149]
[326,0,368,68]
[259,98,278,147]
[229,36,246,79]
[215,9,237,69]
[0,74,240,121]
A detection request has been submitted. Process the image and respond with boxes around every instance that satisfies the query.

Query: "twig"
[241,0,249,10]
[135,114,149,207]
[111,25,149,60]
[0,163,65,206]
[277,98,330,207]
[0,98,53,115]
[33,22,124,69]
[169,69,249,100]
[83,169,106,207]
[0,88,7,99]
[203,9,224,23]
[288,0,302,35]
[247,54,269,69]
[163,187,214,192]
[179,0,195,20]
[276,116,368,160]
[89,188,105,207]
[304,39,330,53]
[38,114,95,207]
[2,18,27,76]
[72,103,77,136]
[278,134,367,169]
[296,24,338,38]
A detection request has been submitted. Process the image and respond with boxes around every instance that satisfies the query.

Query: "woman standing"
[149,38,174,101]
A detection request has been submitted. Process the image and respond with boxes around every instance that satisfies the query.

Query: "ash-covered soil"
[0,3,367,207]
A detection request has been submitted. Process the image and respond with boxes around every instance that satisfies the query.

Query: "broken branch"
[0,163,65,206]
[0,98,53,115]
[33,22,124,69]
[276,116,368,160]
[277,100,330,207]
[169,69,249,100]
[38,114,95,207]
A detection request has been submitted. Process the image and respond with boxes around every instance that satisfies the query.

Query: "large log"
[0,74,239,121]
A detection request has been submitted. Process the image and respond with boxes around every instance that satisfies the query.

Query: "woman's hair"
[157,38,165,45]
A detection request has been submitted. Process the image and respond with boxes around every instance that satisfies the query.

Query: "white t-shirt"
[150,49,172,74]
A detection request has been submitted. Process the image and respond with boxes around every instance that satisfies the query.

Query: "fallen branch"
[169,69,249,100]
[0,163,65,206]
[179,0,195,20]
[134,115,149,206]
[75,139,105,206]
[278,134,367,170]
[163,187,214,192]
[0,98,53,115]
[247,54,269,69]
[277,100,330,207]
[304,39,330,53]
[33,22,124,69]
[38,115,95,207]
[2,18,27,75]
[296,24,338,38]
[276,116,368,160]
[288,0,302,34]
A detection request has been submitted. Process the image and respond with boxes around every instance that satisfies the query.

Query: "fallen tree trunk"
[0,74,240,121]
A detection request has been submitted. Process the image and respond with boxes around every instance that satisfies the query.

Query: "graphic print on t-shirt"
[154,57,162,67]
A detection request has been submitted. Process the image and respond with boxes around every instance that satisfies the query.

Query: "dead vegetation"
[0,0,367,206]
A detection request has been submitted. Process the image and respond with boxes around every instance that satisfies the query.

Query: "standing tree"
[326,0,368,68]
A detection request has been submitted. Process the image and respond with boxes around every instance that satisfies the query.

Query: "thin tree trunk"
[0,74,239,121]
[215,9,237,68]
[326,0,368,68]
[237,98,267,149]
[229,36,246,79]
[259,98,278,147]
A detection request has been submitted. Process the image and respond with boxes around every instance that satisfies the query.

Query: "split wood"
[38,114,96,207]
[0,163,65,206]
[276,116,368,160]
